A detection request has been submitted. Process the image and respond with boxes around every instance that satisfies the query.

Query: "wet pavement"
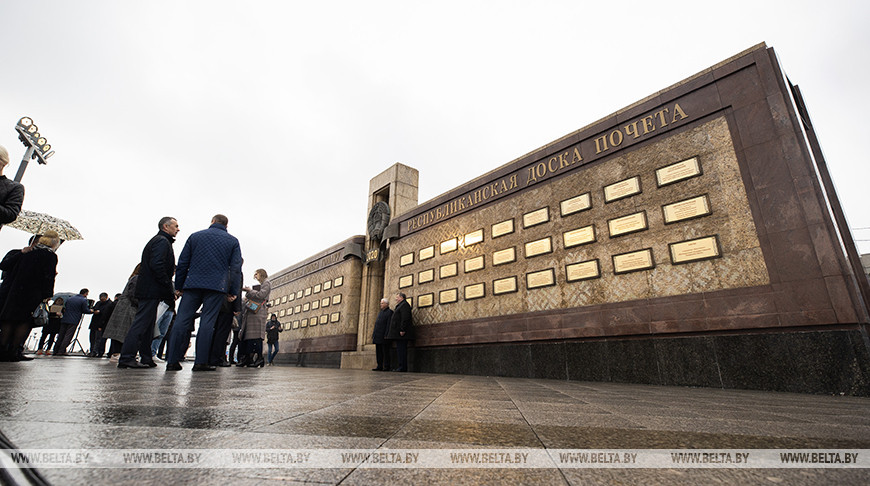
[1,356,869,485]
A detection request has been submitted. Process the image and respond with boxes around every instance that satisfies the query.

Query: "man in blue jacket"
[166,214,242,372]
[118,216,179,368]
[53,289,92,356]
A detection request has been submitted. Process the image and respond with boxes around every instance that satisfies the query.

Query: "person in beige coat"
[238,269,271,367]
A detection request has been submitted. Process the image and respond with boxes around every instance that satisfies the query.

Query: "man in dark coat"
[167,214,242,372]
[0,145,24,228]
[371,298,392,371]
[386,292,414,372]
[88,293,111,357]
[118,217,179,369]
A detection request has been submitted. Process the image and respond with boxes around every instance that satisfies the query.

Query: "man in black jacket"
[371,298,392,371]
[386,292,414,372]
[118,217,179,369]
[88,293,111,357]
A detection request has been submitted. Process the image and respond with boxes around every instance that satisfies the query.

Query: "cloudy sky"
[1,0,868,299]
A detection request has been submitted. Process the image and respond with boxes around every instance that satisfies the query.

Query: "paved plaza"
[1,357,869,485]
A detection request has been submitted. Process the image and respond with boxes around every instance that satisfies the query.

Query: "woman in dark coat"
[0,231,59,361]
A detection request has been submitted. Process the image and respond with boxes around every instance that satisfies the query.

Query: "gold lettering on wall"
[526,269,556,289]
[563,225,596,248]
[669,235,721,264]
[662,195,711,224]
[524,237,553,258]
[613,248,655,274]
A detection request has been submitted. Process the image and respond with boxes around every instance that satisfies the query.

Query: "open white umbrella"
[7,209,83,241]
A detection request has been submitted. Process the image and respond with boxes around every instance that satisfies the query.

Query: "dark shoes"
[192,364,217,371]
[118,361,151,369]
[217,362,231,367]
[166,362,182,371]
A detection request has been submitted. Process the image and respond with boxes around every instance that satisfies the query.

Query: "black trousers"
[119,298,159,364]
[210,312,234,365]
[375,343,388,370]
[395,340,408,371]
[53,323,78,354]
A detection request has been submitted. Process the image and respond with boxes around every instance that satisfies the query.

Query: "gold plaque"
[321,297,330,307]
[464,283,485,300]
[300,318,307,328]
[604,176,641,203]
[330,312,340,323]
[493,276,517,295]
[399,275,413,288]
[312,300,320,310]
[526,268,556,289]
[332,294,341,305]
[419,245,435,260]
[566,260,600,282]
[464,255,485,273]
[288,307,294,315]
[560,193,592,217]
[309,317,317,327]
[304,287,312,296]
[303,302,310,312]
[563,225,596,248]
[279,309,285,317]
[334,276,343,287]
[295,290,303,299]
[418,269,434,284]
[288,293,295,302]
[524,237,553,258]
[440,238,458,255]
[608,211,648,238]
[313,284,321,294]
[400,252,414,267]
[656,156,702,187]
[663,195,711,224]
[439,262,458,279]
[523,207,550,228]
[613,248,655,274]
[493,247,516,266]
[418,293,434,308]
[281,296,287,303]
[323,281,332,291]
[464,229,484,247]
[407,297,413,307]
[294,305,301,314]
[439,288,458,304]
[319,314,328,325]
[669,235,721,264]
[292,320,299,329]
[492,219,515,238]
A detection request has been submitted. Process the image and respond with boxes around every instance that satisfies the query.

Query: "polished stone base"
[274,351,343,368]
[412,327,870,396]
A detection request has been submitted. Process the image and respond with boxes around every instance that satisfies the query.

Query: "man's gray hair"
[380,298,389,304]
[158,216,176,231]
[0,145,9,167]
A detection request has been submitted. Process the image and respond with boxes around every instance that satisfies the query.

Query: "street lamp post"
[13,116,55,183]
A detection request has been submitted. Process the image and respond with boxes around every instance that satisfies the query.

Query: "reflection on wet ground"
[1,357,869,484]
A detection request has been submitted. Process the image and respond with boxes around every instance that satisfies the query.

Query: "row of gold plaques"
[270,275,344,307]
[289,312,341,329]
[278,293,343,317]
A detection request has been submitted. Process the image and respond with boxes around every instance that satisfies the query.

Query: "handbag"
[32,302,49,327]
[245,299,264,314]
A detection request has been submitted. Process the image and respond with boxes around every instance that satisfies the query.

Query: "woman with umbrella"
[0,230,59,361]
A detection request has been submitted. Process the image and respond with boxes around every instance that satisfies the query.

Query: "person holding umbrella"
[0,231,59,361]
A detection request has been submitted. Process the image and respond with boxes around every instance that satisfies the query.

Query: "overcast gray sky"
[1,0,868,298]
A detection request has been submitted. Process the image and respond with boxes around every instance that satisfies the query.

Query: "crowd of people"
[0,143,416,369]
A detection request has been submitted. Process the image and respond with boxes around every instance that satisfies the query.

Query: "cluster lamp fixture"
[15,116,55,165]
